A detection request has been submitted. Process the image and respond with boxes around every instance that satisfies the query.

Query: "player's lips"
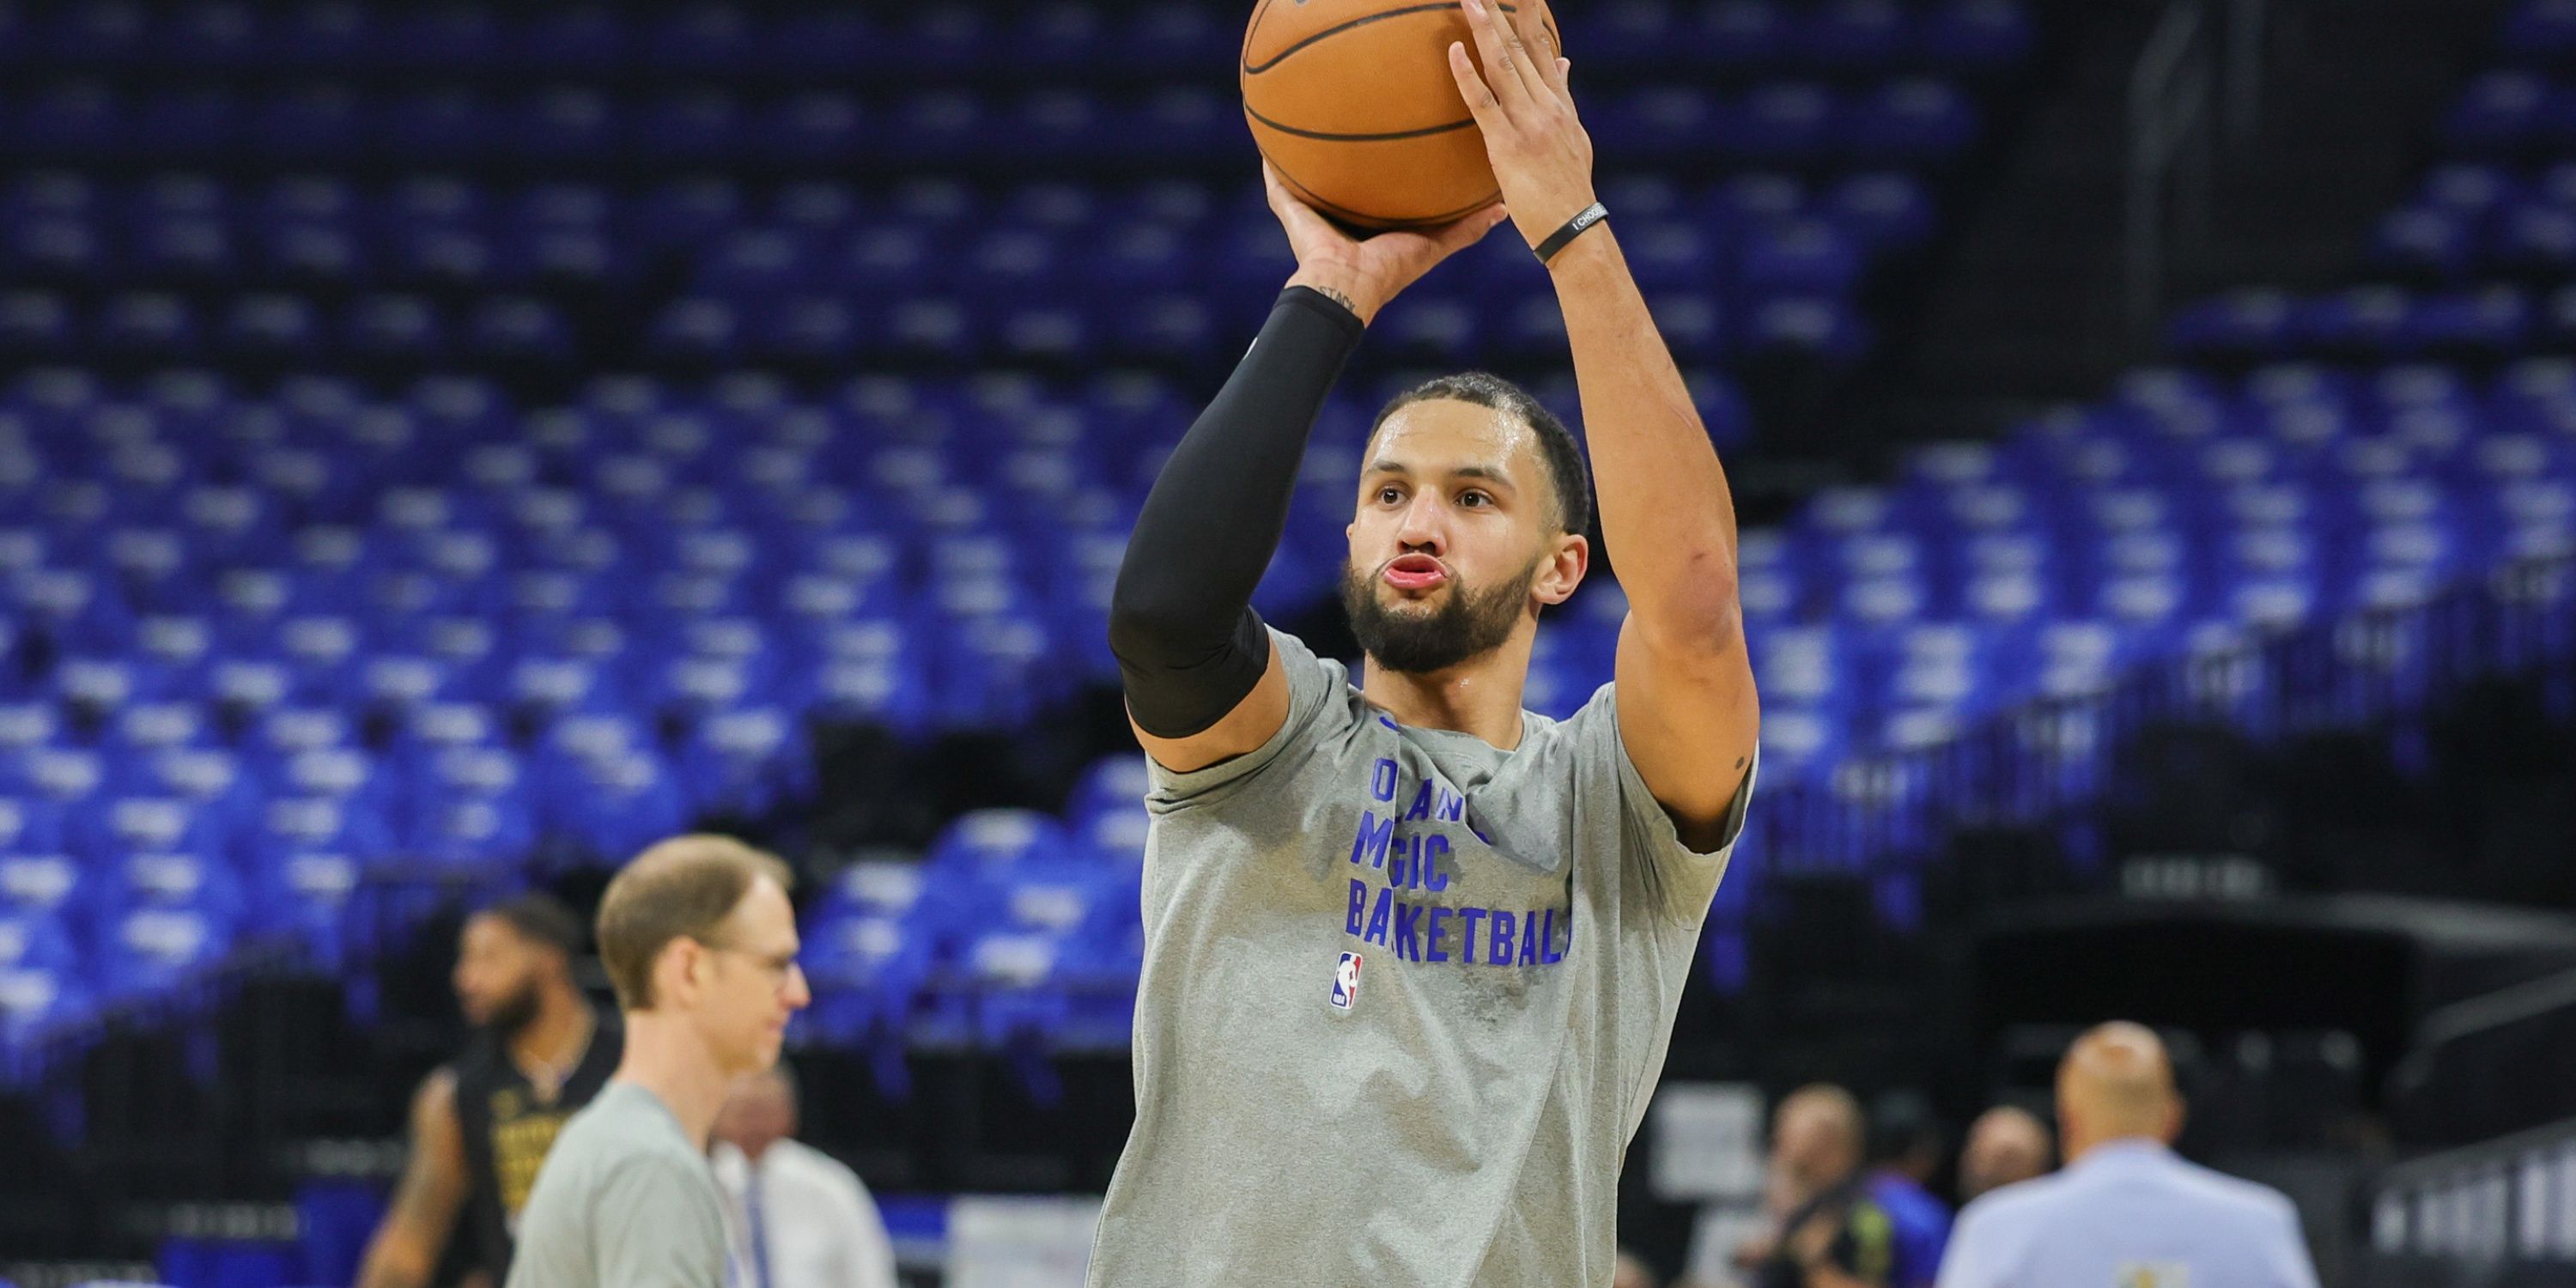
[1382,555,1449,591]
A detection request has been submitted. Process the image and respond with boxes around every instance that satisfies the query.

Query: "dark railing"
[2129,0,2272,329]
[2367,1113,2576,1264]
[2390,964,2576,1148]
[1742,554,2576,881]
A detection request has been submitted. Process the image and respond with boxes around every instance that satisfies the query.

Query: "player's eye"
[1376,485,1405,505]
[1459,490,1492,508]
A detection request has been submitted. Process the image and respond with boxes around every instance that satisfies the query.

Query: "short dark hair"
[1868,1089,1947,1165]
[477,893,584,957]
[1370,373,1592,536]
[596,835,793,1012]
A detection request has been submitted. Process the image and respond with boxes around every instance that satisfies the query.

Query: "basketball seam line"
[1241,0,1533,76]
[1244,103,1477,142]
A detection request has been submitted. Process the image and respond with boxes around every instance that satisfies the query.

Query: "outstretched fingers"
[1460,0,1546,114]
[1516,0,1573,102]
[1446,39,1502,125]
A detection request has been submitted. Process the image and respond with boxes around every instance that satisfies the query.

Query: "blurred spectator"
[1864,1092,1953,1288]
[1956,1107,2053,1202]
[711,1064,898,1288]
[1736,1084,1894,1288]
[1935,1024,2318,1288]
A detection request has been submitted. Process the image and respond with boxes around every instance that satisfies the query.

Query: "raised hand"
[1446,0,1598,256]
[1266,160,1507,325]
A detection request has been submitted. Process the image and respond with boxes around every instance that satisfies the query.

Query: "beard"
[480,979,542,1040]
[1341,554,1537,675]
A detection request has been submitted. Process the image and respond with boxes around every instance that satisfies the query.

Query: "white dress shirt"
[1936,1139,2319,1288]
[710,1138,900,1288]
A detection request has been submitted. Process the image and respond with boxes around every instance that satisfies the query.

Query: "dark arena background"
[2,0,2574,1285]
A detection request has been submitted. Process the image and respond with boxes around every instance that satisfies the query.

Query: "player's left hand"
[1447,0,1597,256]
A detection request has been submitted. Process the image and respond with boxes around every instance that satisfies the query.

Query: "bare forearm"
[355,1242,432,1288]
[1549,228,1741,646]
[362,1072,465,1288]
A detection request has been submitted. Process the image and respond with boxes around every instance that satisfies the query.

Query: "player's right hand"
[1267,160,1507,326]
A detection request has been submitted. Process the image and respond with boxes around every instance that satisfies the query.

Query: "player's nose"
[1393,495,1447,556]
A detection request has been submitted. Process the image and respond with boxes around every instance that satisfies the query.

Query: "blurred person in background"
[1735,1084,1893,1288]
[1863,1092,1953,1288]
[507,835,811,1288]
[356,894,621,1288]
[711,1063,898,1288]
[1955,1107,2052,1203]
[1935,1023,2318,1288]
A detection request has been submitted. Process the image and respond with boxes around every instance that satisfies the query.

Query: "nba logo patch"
[1330,952,1363,1012]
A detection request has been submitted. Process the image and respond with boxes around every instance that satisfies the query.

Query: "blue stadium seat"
[1920,0,2036,74]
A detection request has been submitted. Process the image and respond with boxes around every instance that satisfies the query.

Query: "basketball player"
[355,894,619,1288]
[1088,0,1759,1282]
[506,835,810,1288]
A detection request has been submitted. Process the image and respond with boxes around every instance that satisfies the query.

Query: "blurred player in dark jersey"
[355,894,620,1288]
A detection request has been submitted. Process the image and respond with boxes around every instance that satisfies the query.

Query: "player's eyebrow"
[1364,460,1517,491]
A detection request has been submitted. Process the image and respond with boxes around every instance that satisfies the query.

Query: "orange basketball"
[1242,0,1562,229]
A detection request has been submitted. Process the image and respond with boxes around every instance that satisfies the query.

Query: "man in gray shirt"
[1091,3,1759,1284]
[507,835,812,1288]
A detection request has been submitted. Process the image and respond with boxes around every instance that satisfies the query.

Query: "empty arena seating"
[0,0,2044,1064]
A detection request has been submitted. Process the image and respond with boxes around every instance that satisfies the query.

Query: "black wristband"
[1532,201,1609,264]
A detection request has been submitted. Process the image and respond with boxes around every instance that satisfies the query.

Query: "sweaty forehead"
[1366,398,1542,483]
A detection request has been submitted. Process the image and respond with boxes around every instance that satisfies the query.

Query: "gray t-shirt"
[1087,629,1754,1288]
[505,1080,730,1288]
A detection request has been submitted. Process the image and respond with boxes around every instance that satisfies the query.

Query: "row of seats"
[1,169,1933,240]
[0,78,1984,170]
[0,0,2033,82]
[2166,283,2576,363]
[0,289,1869,374]
[2,292,590,369]
[2446,70,2576,156]
[2368,159,2576,283]
[629,289,1871,370]
[0,172,1929,303]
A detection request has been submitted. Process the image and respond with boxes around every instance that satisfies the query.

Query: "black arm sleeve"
[1108,286,1364,738]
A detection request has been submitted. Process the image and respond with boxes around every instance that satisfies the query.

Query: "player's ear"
[658,937,703,1007]
[1534,532,1588,605]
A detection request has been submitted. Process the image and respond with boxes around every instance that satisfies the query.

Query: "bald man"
[1956,1108,2051,1203]
[1741,1084,1894,1288]
[1935,1024,2318,1288]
